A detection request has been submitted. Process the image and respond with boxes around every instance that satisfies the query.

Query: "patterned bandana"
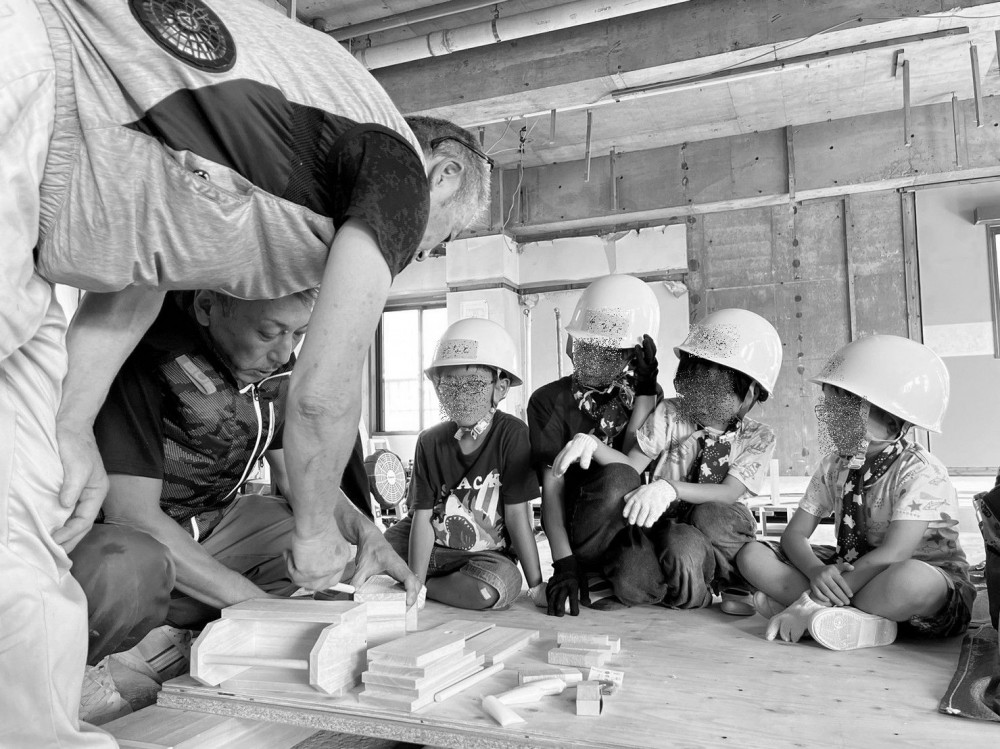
[572,368,637,444]
[687,426,737,484]
[835,439,906,563]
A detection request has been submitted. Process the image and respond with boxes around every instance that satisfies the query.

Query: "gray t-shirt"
[35,0,428,298]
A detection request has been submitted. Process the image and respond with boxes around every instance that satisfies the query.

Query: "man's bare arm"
[283,218,392,591]
[53,288,165,550]
[102,474,269,608]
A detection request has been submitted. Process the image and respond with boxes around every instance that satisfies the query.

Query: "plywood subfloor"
[156,595,994,749]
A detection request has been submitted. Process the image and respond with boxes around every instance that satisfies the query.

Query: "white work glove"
[765,591,830,643]
[622,479,677,528]
[552,433,601,477]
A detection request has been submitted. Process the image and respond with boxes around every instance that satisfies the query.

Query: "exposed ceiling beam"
[373,0,1000,120]
[466,94,1000,241]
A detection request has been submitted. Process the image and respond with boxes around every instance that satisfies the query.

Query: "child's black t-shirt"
[411,411,539,552]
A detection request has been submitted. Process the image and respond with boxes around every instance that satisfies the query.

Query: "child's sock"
[764,592,829,642]
[808,606,898,651]
[753,591,787,619]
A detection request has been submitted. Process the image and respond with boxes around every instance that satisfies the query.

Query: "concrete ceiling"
[291,0,1000,170]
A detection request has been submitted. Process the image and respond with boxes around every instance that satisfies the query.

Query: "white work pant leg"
[0,0,115,745]
[0,298,114,749]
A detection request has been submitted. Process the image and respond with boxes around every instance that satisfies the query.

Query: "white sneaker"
[808,606,898,651]
[111,625,192,685]
[80,657,132,725]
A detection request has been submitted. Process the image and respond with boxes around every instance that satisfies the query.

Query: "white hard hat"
[425,317,523,386]
[674,308,783,396]
[565,274,660,348]
[811,334,950,432]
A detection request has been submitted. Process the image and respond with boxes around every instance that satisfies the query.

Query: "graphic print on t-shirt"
[431,471,505,552]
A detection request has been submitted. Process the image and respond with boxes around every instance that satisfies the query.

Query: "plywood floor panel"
[158,596,992,748]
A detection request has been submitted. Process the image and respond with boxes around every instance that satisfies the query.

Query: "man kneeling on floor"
[70,290,415,721]
[737,335,975,651]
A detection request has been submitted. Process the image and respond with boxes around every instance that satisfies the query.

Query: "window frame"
[370,302,447,435]
[988,224,1000,358]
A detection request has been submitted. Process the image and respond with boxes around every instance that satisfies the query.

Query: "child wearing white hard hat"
[737,335,975,650]
[384,318,544,610]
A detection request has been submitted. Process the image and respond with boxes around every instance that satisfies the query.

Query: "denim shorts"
[760,540,975,638]
[385,517,523,610]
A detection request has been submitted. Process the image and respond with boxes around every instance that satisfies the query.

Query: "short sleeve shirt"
[797,443,969,576]
[411,412,539,553]
[94,294,290,524]
[36,0,428,298]
[636,398,776,501]
[527,375,632,501]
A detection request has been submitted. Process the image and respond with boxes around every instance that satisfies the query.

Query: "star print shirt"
[635,398,776,501]
[798,443,970,577]
[411,412,540,553]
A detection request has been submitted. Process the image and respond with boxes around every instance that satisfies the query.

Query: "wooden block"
[576,680,604,716]
[481,695,525,727]
[222,599,365,625]
[467,626,540,665]
[557,632,621,653]
[496,678,566,705]
[547,647,610,668]
[311,623,367,694]
[362,650,481,691]
[360,655,484,702]
[434,662,505,703]
[191,619,254,686]
[355,576,424,632]
[430,619,496,640]
[518,665,583,685]
[355,575,408,602]
[367,629,466,667]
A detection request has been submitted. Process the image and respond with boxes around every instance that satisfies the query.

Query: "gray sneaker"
[110,625,192,685]
[80,657,132,725]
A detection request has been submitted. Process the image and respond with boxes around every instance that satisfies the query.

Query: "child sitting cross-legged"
[737,335,975,650]
[552,309,782,610]
[384,318,544,610]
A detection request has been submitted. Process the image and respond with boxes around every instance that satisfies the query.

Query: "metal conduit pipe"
[327,0,508,42]
[353,0,688,70]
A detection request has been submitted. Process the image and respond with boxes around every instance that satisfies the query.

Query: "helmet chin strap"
[735,384,759,421]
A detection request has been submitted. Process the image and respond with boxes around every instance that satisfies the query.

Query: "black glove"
[633,333,659,396]
[546,555,581,617]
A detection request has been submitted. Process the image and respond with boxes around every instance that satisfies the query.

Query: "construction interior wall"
[916,182,1000,471]
[686,191,911,476]
[379,227,689,463]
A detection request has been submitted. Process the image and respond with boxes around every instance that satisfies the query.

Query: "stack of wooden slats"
[547,632,621,668]
[358,626,485,711]
[358,620,540,712]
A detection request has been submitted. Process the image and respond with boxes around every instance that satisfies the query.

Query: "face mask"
[673,368,742,426]
[815,389,871,462]
[436,373,495,428]
[572,339,628,389]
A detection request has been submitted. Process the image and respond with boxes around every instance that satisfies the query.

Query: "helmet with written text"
[425,317,523,386]
[565,274,660,348]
